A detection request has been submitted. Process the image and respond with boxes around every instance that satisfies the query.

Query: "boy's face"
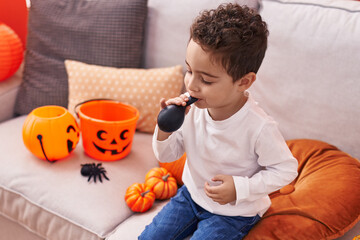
[185,39,247,120]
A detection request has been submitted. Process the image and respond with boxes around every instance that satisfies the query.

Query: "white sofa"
[0,0,359,239]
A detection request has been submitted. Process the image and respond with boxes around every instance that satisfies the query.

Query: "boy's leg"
[139,186,199,240]
[191,212,260,240]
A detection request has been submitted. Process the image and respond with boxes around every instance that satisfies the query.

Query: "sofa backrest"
[250,0,360,159]
[142,0,360,160]
[142,0,261,69]
[10,1,359,160]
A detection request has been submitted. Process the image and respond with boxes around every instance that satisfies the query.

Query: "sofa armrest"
[0,64,23,123]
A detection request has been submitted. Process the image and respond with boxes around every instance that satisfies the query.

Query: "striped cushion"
[14,0,147,115]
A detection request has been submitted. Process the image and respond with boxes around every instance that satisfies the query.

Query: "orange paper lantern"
[23,106,80,162]
[0,0,28,46]
[0,22,24,81]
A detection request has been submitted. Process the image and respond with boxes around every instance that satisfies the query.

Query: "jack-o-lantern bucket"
[77,100,139,161]
[22,106,80,162]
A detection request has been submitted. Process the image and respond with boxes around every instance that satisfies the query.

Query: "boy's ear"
[236,72,256,91]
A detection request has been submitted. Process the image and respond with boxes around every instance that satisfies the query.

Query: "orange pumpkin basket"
[76,100,139,161]
[22,105,80,162]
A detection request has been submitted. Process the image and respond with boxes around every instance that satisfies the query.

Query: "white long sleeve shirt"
[153,95,298,217]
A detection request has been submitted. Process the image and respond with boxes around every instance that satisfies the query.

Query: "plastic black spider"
[81,163,110,183]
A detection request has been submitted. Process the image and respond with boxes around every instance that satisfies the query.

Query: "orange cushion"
[160,139,360,239]
[245,139,360,239]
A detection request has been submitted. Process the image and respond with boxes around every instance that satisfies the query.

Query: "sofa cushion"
[245,139,360,239]
[142,0,261,69]
[0,116,159,239]
[14,0,147,116]
[125,139,360,239]
[0,64,22,123]
[106,199,171,240]
[65,60,184,133]
[250,0,360,159]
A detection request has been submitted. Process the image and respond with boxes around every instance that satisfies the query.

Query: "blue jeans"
[139,186,260,240]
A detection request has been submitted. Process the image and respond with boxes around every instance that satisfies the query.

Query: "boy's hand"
[160,93,192,114]
[204,175,236,205]
[157,93,192,141]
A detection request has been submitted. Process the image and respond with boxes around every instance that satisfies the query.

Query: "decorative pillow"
[14,0,147,116]
[245,139,360,240]
[65,60,184,133]
[158,139,360,239]
[251,0,360,159]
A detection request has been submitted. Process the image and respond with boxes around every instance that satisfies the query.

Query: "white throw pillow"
[251,0,360,159]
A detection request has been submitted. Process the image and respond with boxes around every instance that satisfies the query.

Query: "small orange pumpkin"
[145,167,178,200]
[159,153,186,185]
[125,183,155,213]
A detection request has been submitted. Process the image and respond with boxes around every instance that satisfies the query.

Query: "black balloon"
[157,96,198,132]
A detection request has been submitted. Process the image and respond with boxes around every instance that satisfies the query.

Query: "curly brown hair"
[190,3,269,81]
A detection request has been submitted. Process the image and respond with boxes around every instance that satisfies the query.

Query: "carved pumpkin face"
[92,128,132,156]
[78,100,139,161]
[22,106,80,162]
